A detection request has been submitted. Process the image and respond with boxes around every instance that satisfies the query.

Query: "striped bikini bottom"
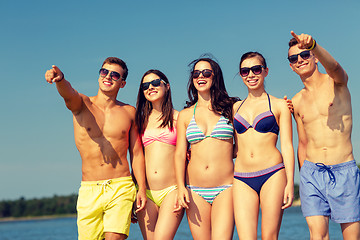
[186,184,232,205]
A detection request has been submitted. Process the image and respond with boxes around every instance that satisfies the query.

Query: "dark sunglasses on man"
[287,50,311,64]
[99,68,123,81]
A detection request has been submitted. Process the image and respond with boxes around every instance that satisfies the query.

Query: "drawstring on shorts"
[316,163,336,185]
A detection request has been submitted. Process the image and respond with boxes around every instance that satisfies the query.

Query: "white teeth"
[197,80,207,84]
[103,81,112,86]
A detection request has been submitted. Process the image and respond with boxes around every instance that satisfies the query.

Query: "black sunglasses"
[141,79,166,90]
[239,65,265,77]
[192,69,213,79]
[288,50,311,64]
[99,68,122,81]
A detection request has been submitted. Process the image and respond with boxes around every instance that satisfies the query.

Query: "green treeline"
[0,194,77,218]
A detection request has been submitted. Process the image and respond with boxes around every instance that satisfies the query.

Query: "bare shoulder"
[233,99,244,113]
[178,106,194,123]
[268,94,288,112]
[173,109,179,121]
[115,101,136,117]
[291,89,306,106]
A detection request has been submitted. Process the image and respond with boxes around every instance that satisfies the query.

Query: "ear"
[120,80,126,88]
[264,68,269,77]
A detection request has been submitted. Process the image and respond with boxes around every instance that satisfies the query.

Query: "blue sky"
[1,0,359,200]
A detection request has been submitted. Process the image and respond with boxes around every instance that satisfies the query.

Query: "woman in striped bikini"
[232,52,295,239]
[174,57,239,239]
[135,69,184,239]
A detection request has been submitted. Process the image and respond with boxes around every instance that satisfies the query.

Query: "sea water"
[0,207,343,239]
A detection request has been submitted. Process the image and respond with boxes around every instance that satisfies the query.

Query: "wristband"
[307,39,317,51]
[58,73,64,82]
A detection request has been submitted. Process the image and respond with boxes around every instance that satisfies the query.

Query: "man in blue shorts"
[288,31,360,240]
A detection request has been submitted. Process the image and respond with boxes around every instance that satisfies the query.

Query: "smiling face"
[240,56,268,90]
[142,73,168,103]
[98,63,126,93]
[192,61,214,93]
[288,44,318,77]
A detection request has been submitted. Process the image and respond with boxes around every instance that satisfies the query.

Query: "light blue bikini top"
[186,103,234,144]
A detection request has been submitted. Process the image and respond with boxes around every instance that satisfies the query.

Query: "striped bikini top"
[186,103,234,144]
[233,94,279,135]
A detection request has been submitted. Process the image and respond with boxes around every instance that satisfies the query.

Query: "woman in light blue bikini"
[233,52,295,239]
[174,57,239,239]
[135,70,184,239]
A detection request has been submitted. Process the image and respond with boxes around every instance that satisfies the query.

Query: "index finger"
[52,65,62,75]
[290,31,300,42]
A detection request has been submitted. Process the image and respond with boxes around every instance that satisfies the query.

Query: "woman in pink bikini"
[135,69,183,239]
[232,52,295,239]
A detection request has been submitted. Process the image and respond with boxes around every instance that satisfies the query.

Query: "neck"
[247,87,266,99]
[95,89,118,109]
[197,91,212,107]
[151,100,163,114]
[300,68,323,90]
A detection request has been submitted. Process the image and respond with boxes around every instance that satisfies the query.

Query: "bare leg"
[137,197,159,240]
[186,188,211,240]
[305,216,330,240]
[154,190,184,240]
[211,186,234,240]
[341,221,360,240]
[104,232,127,240]
[233,179,260,240]
[260,169,286,240]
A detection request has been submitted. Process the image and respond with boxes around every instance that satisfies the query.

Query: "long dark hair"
[135,69,174,135]
[185,57,239,121]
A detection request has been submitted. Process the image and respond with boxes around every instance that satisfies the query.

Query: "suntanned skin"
[233,55,294,240]
[45,62,146,240]
[136,72,184,240]
[289,31,359,240]
[174,61,234,240]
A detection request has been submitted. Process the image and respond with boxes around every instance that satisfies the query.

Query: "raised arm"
[278,99,295,209]
[45,65,83,114]
[174,110,190,211]
[291,31,348,85]
[128,108,147,213]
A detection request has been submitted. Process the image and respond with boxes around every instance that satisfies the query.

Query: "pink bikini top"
[142,127,177,147]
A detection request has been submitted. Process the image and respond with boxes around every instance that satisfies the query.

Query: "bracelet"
[307,39,317,51]
[58,73,64,82]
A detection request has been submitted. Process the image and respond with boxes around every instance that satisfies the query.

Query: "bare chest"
[74,106,132,140]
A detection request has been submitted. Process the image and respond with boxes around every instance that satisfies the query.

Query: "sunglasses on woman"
[192,69,213,79]
[141,79,166,90]
[239,65,265,77]
[287,50,311,64]
[99,68,122,81]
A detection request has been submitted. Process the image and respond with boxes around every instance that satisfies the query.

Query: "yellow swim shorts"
[77,176,136,240]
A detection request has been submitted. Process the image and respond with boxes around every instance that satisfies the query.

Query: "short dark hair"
[288,37,298,49]
[102,57,128,80]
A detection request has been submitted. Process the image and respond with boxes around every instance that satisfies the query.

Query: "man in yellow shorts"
[45,57,147,240]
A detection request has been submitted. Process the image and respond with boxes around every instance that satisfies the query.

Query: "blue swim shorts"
[300,160,360,223]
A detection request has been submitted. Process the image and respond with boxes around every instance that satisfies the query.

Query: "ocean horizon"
[0,206,344,240]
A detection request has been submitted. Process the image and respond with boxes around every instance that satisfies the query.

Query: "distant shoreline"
[0,214,76,223]
[0,200,301,223]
